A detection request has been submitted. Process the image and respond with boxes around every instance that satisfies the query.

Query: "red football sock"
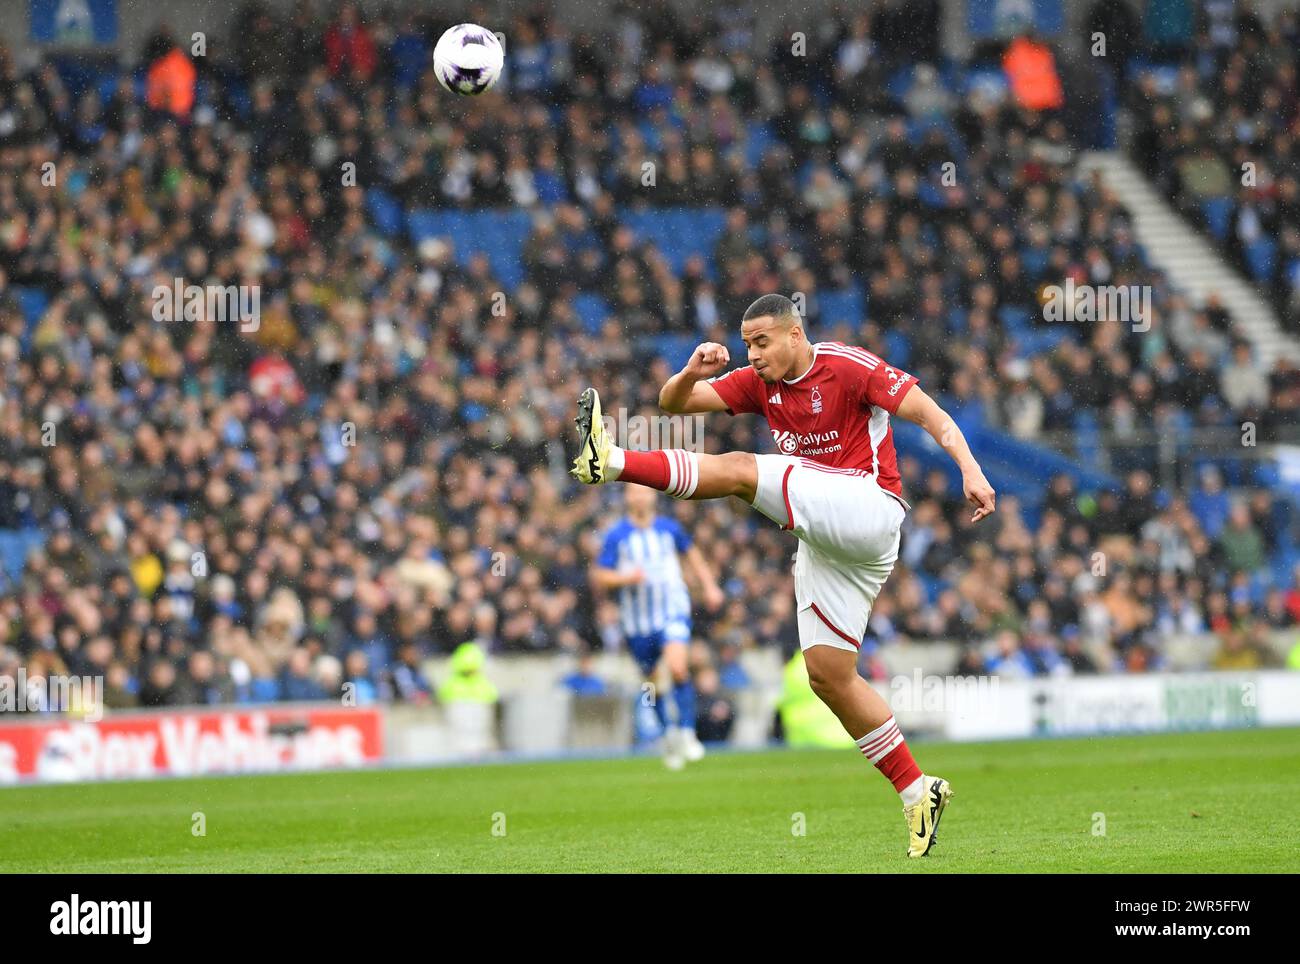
[618,449,671,490]
[856,716,923,793]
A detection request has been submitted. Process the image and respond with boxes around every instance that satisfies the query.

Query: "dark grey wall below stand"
[5,2,1296,88]
[0,0,969,68]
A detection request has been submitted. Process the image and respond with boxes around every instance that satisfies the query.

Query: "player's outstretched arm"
[590,565,645,590]
[895,385,997,523]
[684,544,725,612]
[659,342,733,414]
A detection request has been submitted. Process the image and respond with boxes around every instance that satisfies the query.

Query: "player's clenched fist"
[685,342,731,378]
[963,468,997,523]
[686,341,730,377]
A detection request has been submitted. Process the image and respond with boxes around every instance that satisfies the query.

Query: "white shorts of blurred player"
[750,454,907,654]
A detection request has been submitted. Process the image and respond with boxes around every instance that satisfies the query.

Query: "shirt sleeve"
[596,528,620,568]
[666,518,693,553]
[707,365,764,416]
[862,361,919,414]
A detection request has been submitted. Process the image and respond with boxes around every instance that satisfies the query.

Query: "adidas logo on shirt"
[769,392,781,404]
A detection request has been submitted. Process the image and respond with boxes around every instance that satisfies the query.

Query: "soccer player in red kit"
[570,294,997,857]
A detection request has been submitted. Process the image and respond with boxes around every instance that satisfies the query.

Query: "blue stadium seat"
[1094,67,1119,149]
[1021,503,1043,532]
[885,64,915,101]
[693,208,726,238]
[1020,246,1051,277]
[645,334,698,366]
[1142,66,1182,95]
[13,287,49,325]
[366,189,404,237]
[1200,197,1233,242]
[1254,459,1281,490]
[637,118,665,153]
[1073,410,1103,469]
[227,80,253,120]
[962,68,1009,102]
[534,170,567,204]
[572,293,611,335]
[744,122,777,168]
[818,286,864,327]
[918,181,945,207]
[406,209,530,290]
[1013,326,1069,356]
[1245,236,1276,282]
[406,210,442,240]
[617,207,728,274]
[0,530,45,582]
[1273,544,1300,584]
[907,118,961,148]
[997,305,1033,332]
[883,331,911,368]
[0,533,21,580]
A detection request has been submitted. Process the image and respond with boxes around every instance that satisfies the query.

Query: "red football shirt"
[708,341,918,498]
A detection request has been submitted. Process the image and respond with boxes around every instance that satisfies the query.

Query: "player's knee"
[805,663,842,701]
[805,651,853,701]
[720,451,756,497]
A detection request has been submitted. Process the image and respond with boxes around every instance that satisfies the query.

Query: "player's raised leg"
[570,388,757,502]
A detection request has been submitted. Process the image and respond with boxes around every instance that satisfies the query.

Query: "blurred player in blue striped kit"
[591,483,725,769]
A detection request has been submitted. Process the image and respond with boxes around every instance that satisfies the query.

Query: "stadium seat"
[885,64,915,102]
[1020,246,1051,277]
[14,287,49,326]
[1245,237,1276,282]
[406,209,529,290]
[997,305,1033,333]
[962,68,1009,104]
[818,286,864,327]
[1142,65,1182,95]
[883,331,911,368]
[645,334,697,366]
[1072,410,1103,469]
[744,122,777,168]
[572,293,611,335]
[918,181,945,207]
[1012,326,1069,357]
[366,189,404,237]
[1200,197,1233,242]
[617,207,728,275]
[0,529,45,582]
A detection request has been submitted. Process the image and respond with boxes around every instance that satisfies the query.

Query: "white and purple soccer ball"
[434,23,504,96]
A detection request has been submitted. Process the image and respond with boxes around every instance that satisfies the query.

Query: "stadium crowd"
[1,1,1298,714]
[1126,2,1300,325]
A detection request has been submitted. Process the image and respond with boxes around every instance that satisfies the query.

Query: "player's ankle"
[606,445,625,481]
[899,775,926,807]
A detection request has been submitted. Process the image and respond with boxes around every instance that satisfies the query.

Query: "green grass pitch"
[2,727,1296,873]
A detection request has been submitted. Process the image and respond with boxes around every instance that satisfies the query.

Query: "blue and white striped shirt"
[597,516,693,638]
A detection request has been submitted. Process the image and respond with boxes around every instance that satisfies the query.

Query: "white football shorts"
[750,454,907,654]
